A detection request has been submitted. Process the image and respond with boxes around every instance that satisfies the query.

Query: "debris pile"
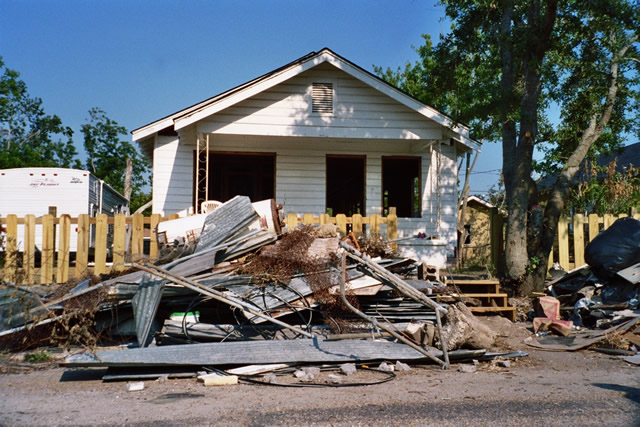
[1,196,525,385]
[527,217,640,355]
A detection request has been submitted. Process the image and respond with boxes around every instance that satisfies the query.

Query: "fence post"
[489,207,504,276]
[24,214,36,284]
[76,214,90,277]
[94,214,108,276]
[56,215,71,283]
[303,213,315,225]
[131,213,144,262]
[41,214,54,284]
[603,213,614,229]
[5,215,18,283]
[113,214,126,270]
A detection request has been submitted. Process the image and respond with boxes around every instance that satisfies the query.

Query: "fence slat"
[113,214,126,270]
[573,214,585,267]
[24,214,36,284]
[149,214,161,259]
[588,214,599,242]
[56,215,71,283]
[5,215,18,283]
[352,214,363,234]
[131,213,144,262]
[94,214,108,276]
[287,213,298,230]
[336,214,347,235]
[557,216,570,270]
[369,214,380,236]
[603,213,614,229]
[319,213,330,225]
[303,213,315,225]
[76,214,90,277]
[41,214,54,284]
[387,212,398,252]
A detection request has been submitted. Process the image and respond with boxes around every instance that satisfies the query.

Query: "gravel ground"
[1,320,639,426]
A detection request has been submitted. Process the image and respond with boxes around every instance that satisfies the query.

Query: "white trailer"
[0,167,129,251]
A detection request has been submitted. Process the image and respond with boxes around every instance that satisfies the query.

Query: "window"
[382,157,421,218]
[326,155,365,216]
[312,82,333,114]
[195,152,275,208]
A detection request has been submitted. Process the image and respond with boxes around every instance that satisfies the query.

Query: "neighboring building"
[459,196,496,267]
[0,167,128,250]
[131,48,481,266]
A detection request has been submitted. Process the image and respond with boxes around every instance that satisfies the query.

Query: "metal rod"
[338,253,447,367]
[136,263,314,338]
[339,242,447,314]
[434,307,450,368]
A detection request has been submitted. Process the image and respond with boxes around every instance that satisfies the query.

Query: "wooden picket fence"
[1,210,398,285]
[490,208,640,274]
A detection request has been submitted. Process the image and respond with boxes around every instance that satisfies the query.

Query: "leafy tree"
[378,0,640,294]
[0,57,80,169]
[82,107,151,212]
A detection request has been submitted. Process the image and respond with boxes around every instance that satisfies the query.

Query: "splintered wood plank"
[24,214,36,284]
[76,214,90,277]
[131,213,144,262]
[56,215,71,283]
[113,214,126,270]
[41,214,55,284]
[94,214,108,276]
[5,215,18,283]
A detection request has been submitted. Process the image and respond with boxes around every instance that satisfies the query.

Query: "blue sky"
[1,0,502,195]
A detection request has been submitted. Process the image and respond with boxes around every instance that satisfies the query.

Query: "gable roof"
[132,48,481,151]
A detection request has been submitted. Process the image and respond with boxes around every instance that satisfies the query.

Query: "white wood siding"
[198,63,442,140]
[150,63,460,251]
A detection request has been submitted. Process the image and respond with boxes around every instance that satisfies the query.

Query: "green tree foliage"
[0,57,80,169]
[82,107,151,212]
[378,0,640,294]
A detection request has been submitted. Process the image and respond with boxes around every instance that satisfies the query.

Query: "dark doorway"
[326,155,365,216]
[382,157,421,218]
[195,152,275,208]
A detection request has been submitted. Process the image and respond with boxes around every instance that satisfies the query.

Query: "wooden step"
[469,306,516,322]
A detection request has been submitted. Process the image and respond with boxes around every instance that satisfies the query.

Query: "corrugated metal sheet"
[131,275,165,347]
[195,196,259,252]
[64,338,456,368]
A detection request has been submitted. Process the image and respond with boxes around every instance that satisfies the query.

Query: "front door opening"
[326,155,365,216]
[195,152,275,209]
[382,157,421,218]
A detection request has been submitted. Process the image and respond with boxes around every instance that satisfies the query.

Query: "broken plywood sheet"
[64,338,448,367]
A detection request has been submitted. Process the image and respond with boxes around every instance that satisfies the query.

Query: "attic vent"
[312,82,333,113]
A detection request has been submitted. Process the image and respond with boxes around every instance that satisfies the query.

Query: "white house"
[132,48,481,266]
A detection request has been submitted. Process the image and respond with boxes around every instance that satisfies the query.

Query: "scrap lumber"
[63,338,455,368]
